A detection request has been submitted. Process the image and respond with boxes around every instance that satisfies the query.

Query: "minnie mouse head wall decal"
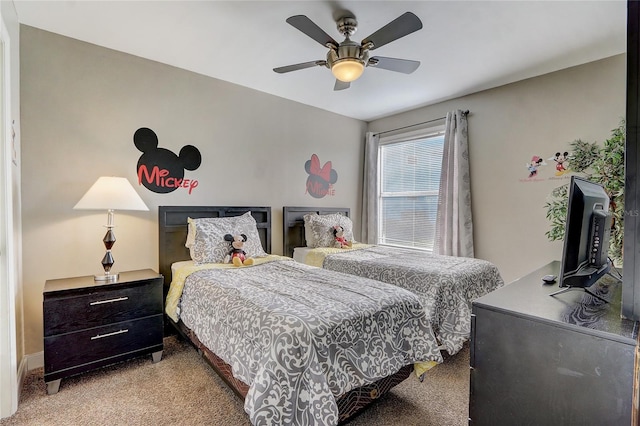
[305,154,338,199]
[134,127,202,194]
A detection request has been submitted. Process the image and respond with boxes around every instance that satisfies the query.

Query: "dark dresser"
[43,269,164,394]
[470,261,639,425]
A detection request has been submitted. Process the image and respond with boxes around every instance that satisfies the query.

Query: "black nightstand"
[43,269,164,394]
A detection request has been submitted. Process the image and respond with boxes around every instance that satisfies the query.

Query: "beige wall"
[369,54,626,283]
[20,26,366,354]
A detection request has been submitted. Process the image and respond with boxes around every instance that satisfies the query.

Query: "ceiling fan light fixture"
[277,12,423,90]
[331,58,365,82]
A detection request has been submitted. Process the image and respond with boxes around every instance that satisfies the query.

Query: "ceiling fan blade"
[362,12,423,50]
[273,60,325,74]
[368,56,420,74]
[286,15,338,47]
[334,80,350,91]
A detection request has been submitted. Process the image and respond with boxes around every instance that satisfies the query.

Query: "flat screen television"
[551,176,614,301]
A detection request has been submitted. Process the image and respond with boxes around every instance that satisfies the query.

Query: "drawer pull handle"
[90,296,129,306]
[91,329,128,340]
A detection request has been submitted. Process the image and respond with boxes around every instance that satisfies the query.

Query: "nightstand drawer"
[44,314,163,374]
[43,280,162,336]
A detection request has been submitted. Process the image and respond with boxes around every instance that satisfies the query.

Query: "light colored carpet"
[1,336,469,425]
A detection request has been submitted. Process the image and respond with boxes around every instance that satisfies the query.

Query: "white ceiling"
[12,1,627,122]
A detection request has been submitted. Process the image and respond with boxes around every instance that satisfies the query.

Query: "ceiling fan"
[273,12,423,91]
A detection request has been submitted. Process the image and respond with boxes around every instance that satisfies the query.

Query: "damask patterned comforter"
[171,258,443,426]
[308,246,505,355]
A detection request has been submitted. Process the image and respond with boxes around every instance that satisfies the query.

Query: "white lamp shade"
[74,177,149,211]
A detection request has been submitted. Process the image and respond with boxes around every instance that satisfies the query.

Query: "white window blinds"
[378,129,445,251]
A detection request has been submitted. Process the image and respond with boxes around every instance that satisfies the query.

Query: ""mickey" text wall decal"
[134,127,202,194]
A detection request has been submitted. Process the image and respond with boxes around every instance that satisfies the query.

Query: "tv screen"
[558,176,612,291]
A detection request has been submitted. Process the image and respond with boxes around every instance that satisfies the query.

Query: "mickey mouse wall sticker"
[134,127,202,194]
[549,151,570,176]
[520,149,573,183]
[305,153,338,198]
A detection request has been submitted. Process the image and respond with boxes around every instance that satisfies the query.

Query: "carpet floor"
[0,336,470,425]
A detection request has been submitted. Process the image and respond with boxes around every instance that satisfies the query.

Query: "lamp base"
[94,273,119,282]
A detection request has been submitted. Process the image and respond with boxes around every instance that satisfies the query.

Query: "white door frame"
[0,14,18,419]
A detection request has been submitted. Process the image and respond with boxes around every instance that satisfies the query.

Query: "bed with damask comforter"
[167,258,443,425]
[283,207,505,356]
[159,206,443,426]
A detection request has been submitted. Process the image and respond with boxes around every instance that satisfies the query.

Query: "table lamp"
[74,177,149,281]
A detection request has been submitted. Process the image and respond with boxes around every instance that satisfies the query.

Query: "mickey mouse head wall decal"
[305,154,337,199]
[134,127,202,194]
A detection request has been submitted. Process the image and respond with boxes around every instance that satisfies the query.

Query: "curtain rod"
[373,109,470,137]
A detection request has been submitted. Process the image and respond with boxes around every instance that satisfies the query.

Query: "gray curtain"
[361,132,379,244]
[434,110,474,257]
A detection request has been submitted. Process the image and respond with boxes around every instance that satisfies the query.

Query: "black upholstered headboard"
[282,206,350,258]
[158,206,271,289]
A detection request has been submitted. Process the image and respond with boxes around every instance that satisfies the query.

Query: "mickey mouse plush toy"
[224,234,255,267]
[333,226,352,249]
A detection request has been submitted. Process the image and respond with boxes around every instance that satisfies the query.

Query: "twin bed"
[159,205,504,425]
[283,206,505,355]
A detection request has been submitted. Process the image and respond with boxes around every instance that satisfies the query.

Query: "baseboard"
[26,351,43,371]
[16,356,28,400]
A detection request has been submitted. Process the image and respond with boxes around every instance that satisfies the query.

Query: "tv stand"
[550,261,618,303]
[548,284,609,303]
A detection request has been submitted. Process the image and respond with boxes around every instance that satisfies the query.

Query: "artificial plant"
[544,120,625,263]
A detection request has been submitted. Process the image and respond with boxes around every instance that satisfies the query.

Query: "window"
[378,128,445,251]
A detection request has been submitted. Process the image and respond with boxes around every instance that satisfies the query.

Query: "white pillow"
[187,212,267,264]
[303,213,354,248]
